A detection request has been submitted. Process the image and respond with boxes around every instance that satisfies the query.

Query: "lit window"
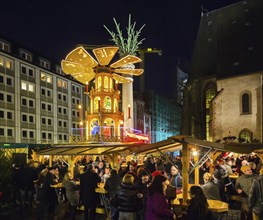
[0,57,3,66]
[57,78,67,89]
[46,75,52,83]
[41,71,52,83]
[5,58,13,69]
[28,83,34,92]
[21,82,27,90]
[21,81,34,92]
[0,56,13,69]
[239,129,252,142]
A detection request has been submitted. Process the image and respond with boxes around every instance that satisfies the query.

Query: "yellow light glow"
[192,150,198,156]
[114,68,144,76]
[112,73,132,83]
[65,46,98,68]
[61,46,144,87]
[78,105,82,109]
[92,47,119,66]
[110,55,142,68]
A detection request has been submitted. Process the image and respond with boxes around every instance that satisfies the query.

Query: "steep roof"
[190,0,263,80]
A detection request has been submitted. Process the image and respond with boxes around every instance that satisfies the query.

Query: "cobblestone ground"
[224,209,241,220]
[0,203,241,220]
[0,203,107,220]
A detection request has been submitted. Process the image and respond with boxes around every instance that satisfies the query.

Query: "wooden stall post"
[182,141,190,205]
[68,156,74,177]
[193,148,199,185]
[49,155,53,167]
[112,153,118,169]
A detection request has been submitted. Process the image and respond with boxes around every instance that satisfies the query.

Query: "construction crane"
[76,45,162,94]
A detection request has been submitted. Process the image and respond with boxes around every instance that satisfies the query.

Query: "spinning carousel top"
[61,46,144,84]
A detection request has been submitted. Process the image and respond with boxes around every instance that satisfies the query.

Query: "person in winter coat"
[138,169,151,220]
[201,172,220,200]
[145,175,176,220]
[184,186,215,220]
[236,165,258,220]
[104,169,122,220]
[37,166,59,220]
[116,173,142,220]
[169,165,182,190]
[249,167,263,220]
[213,170,228,202]
[63,172,80,220]
[80,164,101,220]
[17,162,38,208]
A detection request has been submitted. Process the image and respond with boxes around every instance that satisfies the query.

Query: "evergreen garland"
[104,14,145,57]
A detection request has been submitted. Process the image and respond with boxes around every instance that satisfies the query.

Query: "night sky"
[0,0,241,97]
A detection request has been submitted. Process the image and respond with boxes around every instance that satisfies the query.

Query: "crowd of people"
[6,153,263,220]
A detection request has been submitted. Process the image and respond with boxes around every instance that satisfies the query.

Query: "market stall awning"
[36,142,145,156]
[125,135,263,155]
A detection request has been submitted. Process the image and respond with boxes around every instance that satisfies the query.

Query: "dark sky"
[0,0,241,97]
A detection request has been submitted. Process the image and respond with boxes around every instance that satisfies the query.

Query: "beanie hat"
[151,170,163,178]
[240,165,251,173]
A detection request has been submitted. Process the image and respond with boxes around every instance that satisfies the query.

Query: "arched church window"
[241,92,251,114]
[239,128,252,143]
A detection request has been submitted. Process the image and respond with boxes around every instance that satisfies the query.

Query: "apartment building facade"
[0,38,85,146]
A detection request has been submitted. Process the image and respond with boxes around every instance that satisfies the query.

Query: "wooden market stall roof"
[36,141,147,156]
[125,135,263,155]
[124,135,263,206]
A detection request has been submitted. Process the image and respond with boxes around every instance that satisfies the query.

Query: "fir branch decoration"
[104,14,145,57]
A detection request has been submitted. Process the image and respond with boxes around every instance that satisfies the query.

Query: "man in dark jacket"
[17,161,38,208]
[80,164,101,220]
[104,169,122,220]
[37,166,58,220]
[249,167,263,220]
[201,172,220,200]
[236,165,258,220]
[116,173,142,220]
